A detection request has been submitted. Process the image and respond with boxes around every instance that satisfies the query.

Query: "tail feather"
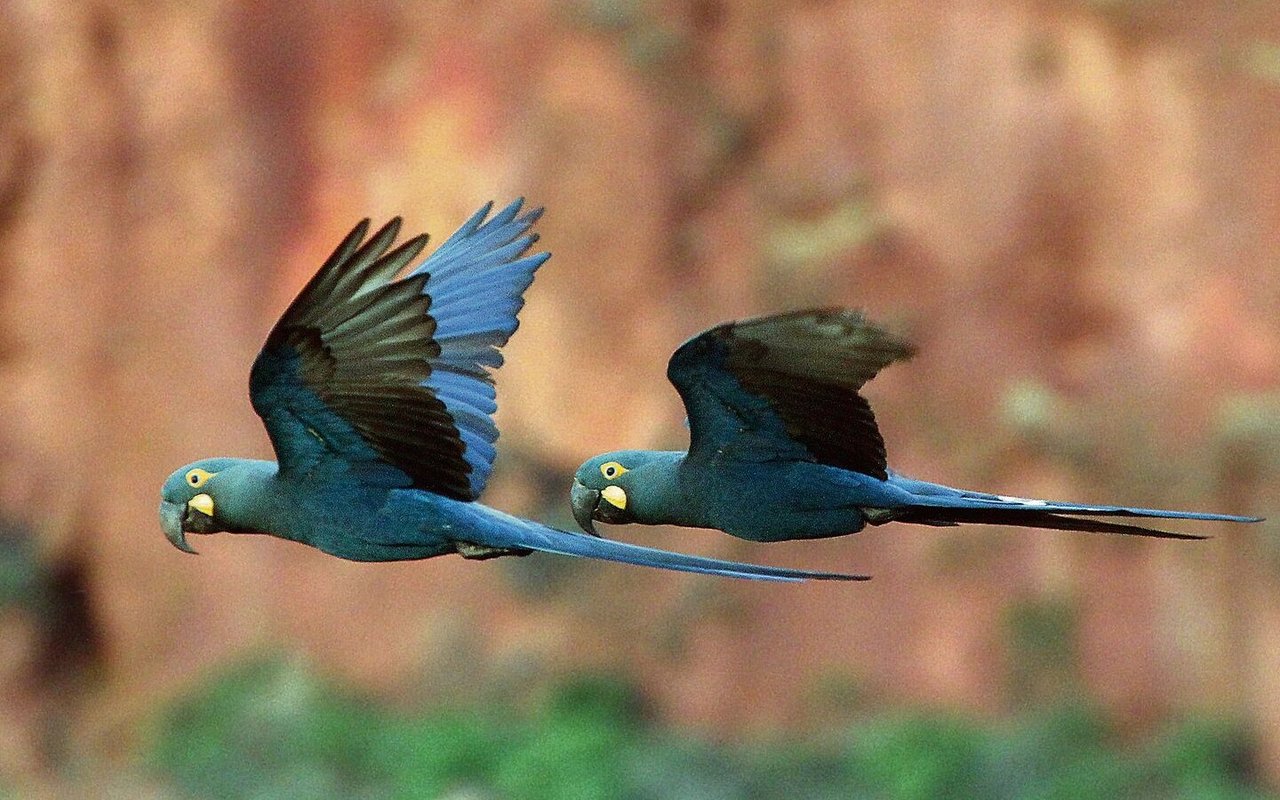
[895,507,1208,540]
[882,474,1261,538]
[485,522,868,582]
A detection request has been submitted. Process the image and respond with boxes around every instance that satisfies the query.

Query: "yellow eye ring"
[185,468,214,488]
[600,462,628,480]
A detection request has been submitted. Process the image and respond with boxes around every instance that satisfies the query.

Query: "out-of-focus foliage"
[146,659,1273,800]
[1004,594,1080,707]
[0,520,43,613]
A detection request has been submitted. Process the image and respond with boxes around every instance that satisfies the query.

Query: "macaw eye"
[600,462,628,480]
[185,468,214,488]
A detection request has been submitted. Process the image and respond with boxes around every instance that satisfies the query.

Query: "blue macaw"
[158,202,861,582]
[570,309,1261,544]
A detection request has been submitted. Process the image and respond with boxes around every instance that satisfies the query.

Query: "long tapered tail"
[882,474,1263,539]
[892,507,1216,539]
[483,519,869,582]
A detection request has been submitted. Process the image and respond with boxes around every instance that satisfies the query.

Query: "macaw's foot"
[456,541,533,560]
[862,507,899,525]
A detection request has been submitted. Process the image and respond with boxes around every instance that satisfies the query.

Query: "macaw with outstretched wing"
[571,309,1260,549]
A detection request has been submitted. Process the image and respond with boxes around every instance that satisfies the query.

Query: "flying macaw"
[571,309,1261,543]
[159,201,862,582]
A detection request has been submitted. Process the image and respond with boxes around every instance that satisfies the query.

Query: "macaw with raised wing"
[158,202,862,582]
[571,309,1260,543]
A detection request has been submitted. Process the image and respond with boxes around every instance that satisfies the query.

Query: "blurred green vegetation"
[1004,595,1081,707]
[146,659,1273,800]
[0,519,45,612]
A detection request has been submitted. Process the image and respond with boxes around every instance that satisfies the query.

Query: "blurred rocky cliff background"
[0,0,1277,794]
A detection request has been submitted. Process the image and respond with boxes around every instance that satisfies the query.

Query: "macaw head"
[159,458,271,553]
[570,450,682,535]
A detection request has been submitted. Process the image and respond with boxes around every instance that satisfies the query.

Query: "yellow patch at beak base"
[601,485,627,510]
[188,493,215,517]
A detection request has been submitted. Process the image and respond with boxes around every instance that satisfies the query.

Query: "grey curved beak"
[570,479,600,536]
[160,500,198,554]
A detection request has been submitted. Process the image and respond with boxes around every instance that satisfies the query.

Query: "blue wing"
[249,200,548,499]
[409,201,548,495]
[667,309,915,478]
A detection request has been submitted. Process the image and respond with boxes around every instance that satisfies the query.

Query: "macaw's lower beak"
[160,500,196,553]
[570,480,601,536]
[159,499,210,554]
